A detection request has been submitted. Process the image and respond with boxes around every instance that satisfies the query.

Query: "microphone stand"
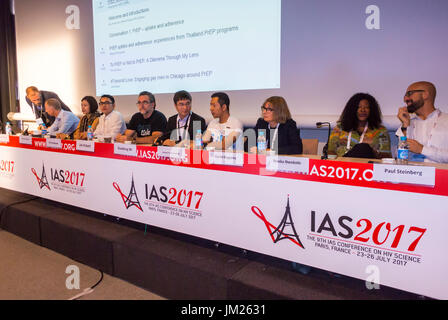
[316,122,331,160]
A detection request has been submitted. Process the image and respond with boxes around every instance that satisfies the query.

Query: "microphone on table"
[316,122,331,160]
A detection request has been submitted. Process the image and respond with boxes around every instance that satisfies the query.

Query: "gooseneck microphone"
[316,122,331,160]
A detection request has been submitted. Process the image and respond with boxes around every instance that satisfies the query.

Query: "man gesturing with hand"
[397,81,448,163]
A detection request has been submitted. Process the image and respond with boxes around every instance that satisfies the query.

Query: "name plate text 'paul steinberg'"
[373,164,435,187]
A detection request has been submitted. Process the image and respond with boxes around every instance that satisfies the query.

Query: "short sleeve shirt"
[128,110,167,137]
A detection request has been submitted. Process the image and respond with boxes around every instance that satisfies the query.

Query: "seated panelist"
[157,90,206,147]
[115,91,167,144]
[73,96,101,140]
[94,94,126,140]
[396,81,448,163]
[250,96,302,155]
[202,92,243,150]
[45,98,79,139]
[328,93,391,159]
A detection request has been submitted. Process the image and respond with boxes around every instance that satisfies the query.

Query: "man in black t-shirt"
[115,91,167,144]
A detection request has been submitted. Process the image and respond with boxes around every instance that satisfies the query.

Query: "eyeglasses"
[404,90,425,97]
[261,106,274,112]
[99,101,112,106]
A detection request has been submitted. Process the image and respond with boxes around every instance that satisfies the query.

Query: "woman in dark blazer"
[251,96,302,155]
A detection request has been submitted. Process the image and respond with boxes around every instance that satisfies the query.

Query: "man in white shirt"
[397,81,448,163]
[203,92,243,150]
[94,95,126,139]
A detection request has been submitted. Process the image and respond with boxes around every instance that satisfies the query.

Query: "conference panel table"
[1,134,447,299]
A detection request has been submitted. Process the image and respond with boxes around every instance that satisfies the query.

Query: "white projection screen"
[14,0,448,128]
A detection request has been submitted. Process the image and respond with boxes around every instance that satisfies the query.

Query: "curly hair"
[339,93,383,132]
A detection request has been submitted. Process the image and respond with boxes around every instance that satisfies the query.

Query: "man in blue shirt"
[45,98,79,138]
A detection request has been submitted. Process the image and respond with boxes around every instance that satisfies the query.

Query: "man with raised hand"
[397,81,448,163]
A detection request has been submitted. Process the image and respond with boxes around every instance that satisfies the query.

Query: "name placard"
[157,146,187,162]
[19,135,32,145]
[266,156,309,174]
[0,134,10,144]
[46,138,62,149]
[76,140,95,153]
[373,164,435,187]
[114,143,137,157]
[209,151,244,167]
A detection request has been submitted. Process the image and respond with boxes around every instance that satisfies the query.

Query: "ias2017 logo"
[113,176,143,212]
[251,196,305,249]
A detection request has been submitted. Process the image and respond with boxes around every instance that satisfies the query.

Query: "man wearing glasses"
[397,81,448,163]
[115,91,167,144]
[94,94,127,139]
[157,90,206,147]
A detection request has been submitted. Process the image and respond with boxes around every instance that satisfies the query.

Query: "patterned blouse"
[328,123,391,157]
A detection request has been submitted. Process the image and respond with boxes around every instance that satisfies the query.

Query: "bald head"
[408,81,437,104]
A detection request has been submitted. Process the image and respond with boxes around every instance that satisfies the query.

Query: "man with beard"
[115,91,167,144]
[397,81,448,163]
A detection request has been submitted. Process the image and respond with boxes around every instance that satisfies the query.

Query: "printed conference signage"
[372,164,436,187]
[114,143,137,157]
[19,135,32,145]
[1,139,447,299]
[0,134,10,144]
[266,155,309,174]
[76,140,95,153]
[208,151,244,167]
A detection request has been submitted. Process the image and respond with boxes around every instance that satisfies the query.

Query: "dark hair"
[101,94,115,104]
[173,90,192,104]
[211,92,230,111]
[339,93,383,132]
[81,96,98,113]
[139,91,156,107]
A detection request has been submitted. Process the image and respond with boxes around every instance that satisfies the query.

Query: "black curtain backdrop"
[0,0,18,130]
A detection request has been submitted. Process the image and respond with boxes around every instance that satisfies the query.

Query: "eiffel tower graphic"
[113,175,143,212]
[270,196,305,248]
[31,164,51,190]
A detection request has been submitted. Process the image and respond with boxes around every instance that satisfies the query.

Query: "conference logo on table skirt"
[251,197,427,267]
[0,159,15,179]
[31,163,87,194]
[251,196,306,249]
[113,175,205,220]
[307,211,427,267]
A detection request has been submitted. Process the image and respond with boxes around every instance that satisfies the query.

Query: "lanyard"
[177,113,191,140]
[347,123,368,150]
[410,109,441,146]
[270,124,280,150]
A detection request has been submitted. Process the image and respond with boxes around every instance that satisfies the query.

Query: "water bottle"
[257,131,267,154]
[397,136,409,165]
[87,125,94,141]
[41,124,47,136]
[194,129,203,149]
[5,122,12,135]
